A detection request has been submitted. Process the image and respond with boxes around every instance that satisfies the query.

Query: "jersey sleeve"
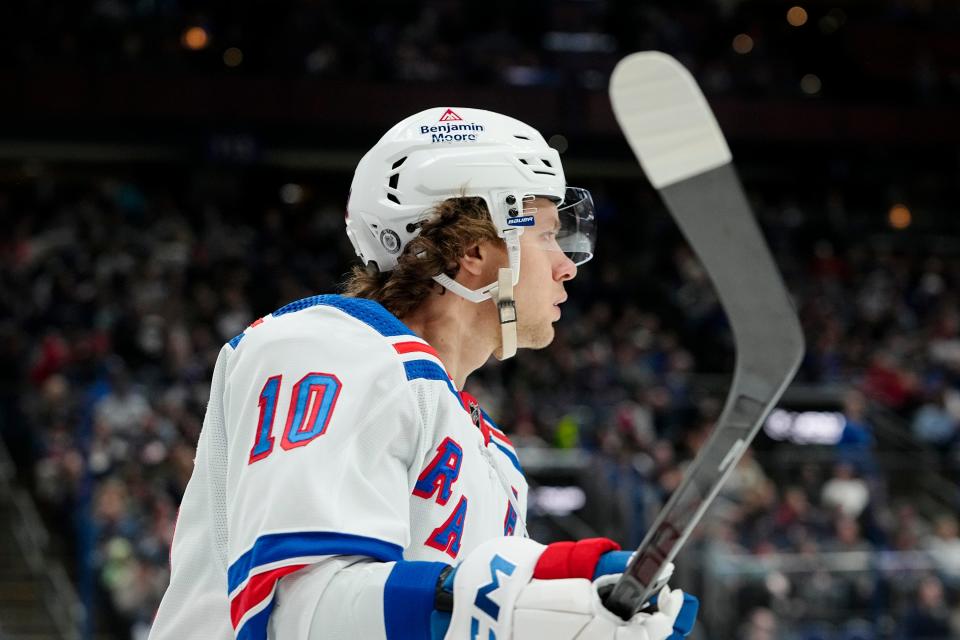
[221,313,431,639]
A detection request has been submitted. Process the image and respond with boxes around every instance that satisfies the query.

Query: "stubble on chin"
[517,318,556,350]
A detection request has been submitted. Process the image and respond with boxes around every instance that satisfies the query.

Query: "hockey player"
[149,107,698,640]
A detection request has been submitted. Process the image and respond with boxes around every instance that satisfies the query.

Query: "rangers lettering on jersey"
[426,495,469,558]
[413,437,464,505]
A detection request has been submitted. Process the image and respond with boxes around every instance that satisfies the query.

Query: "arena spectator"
[923,514,960,589]
[821,462,871,520]
[898,575,953,640]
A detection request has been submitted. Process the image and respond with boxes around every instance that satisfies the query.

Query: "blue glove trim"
[384,561,449,640]
[671,593,699,637]
[649,590,698,638]
[592,550,632,580]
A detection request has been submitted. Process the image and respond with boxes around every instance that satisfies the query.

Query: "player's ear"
[458,240,502,278]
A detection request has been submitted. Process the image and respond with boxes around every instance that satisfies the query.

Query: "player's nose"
[554,253,577,282]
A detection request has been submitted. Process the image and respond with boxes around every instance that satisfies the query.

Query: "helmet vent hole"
[387,193,400,205]
[542,159,553,168]
[388,173,399,189]
[532,170,555,176]
[518,158,529,165]
[391,156,407,170]
[514,134,531,140]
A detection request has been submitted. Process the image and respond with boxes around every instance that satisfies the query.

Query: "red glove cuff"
[533,538,621,580]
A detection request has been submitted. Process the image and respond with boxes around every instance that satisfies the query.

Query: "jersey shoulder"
[229,294,414,347]
[226,294,449,389]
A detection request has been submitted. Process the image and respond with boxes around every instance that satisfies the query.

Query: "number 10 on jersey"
[249,372,342,463]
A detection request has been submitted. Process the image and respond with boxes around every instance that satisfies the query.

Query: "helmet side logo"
[439,108,463,122]
[380,229,402,253]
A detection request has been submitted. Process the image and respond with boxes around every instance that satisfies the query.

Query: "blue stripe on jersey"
[237,602,273,640]
[228,294,415,349]
[405,363,523,474]
[479,407,514,447]
[479,407,523,473]
[227,531,404,593]
[403,359,457,396]
[383,561,449,640]
[274,295,414,336]
[492,441,523,474]
[479,408,500,432]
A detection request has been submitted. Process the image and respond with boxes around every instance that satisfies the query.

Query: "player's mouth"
[553,296,567,318]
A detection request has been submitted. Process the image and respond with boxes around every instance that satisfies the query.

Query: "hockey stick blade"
[604,52,805,618]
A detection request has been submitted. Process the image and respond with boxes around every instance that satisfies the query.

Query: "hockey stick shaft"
[605,53,805,616]
[606,165,803,617]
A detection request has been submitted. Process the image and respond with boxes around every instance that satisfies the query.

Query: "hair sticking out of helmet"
[344,107,597,358]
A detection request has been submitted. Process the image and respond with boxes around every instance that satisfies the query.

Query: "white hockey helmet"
[346,107,595,357]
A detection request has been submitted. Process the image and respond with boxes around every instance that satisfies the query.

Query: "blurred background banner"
[1,1,959,639]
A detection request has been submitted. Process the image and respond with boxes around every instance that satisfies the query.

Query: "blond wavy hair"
[343,197,504,318]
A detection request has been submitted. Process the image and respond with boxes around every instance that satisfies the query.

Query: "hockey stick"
[603,52,805,619]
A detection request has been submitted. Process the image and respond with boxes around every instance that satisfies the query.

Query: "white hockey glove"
[433,537,692,640]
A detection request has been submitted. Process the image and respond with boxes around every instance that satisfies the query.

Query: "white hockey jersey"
[149,295,527,640]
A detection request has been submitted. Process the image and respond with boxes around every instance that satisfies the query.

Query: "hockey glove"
[432,537,695,640]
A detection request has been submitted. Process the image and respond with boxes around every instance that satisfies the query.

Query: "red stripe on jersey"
[488,428,514,447]
[458,390,491,445]
[393,341,442,360]
[230,563,306,628]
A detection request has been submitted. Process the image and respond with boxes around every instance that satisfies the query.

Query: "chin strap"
[430,229,521,360]
[431,270,519,360]
[495,267,517,359]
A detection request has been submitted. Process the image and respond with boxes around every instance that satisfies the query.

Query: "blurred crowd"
[2,0,959,103]
[2,161,960,640]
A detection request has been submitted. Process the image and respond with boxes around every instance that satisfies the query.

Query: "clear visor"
[527,186,595,266]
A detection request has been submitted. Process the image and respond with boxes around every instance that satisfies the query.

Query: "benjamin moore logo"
[420,118,485,144]
[439,108,463,122]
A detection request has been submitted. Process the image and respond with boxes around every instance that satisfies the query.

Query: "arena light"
[182,26,209,51]
[531,486,586,516]
[889,203,911,229]
[548,134,569,153]
[732,33,754,55]
[787,6,808,27]
[764,409,845,445]
[223,47,243,67]
[819,14,840,34]
[800,73,822,95]
[819,8,848,34]
[280,183,304,205]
